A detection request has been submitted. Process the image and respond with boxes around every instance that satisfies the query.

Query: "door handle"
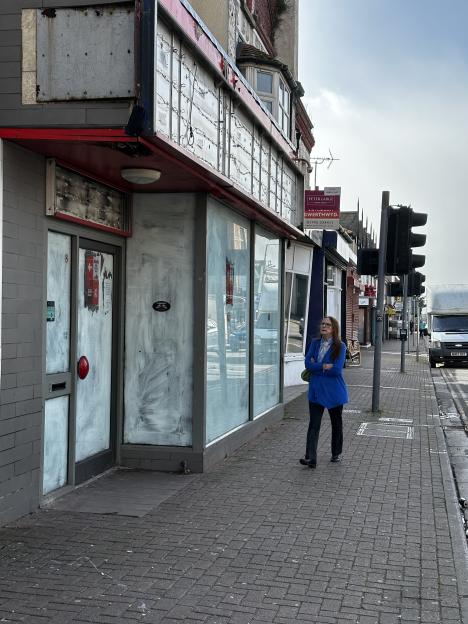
[77,355,90,380]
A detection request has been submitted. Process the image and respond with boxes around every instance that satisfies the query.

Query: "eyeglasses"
[321,322,332,327]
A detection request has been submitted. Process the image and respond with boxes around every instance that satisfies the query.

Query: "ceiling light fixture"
[120,167,162,184]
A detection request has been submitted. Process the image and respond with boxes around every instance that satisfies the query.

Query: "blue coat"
[304,339,349,408]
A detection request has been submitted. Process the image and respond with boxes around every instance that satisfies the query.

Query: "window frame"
[253,68,291,140]
[284,270,310,356]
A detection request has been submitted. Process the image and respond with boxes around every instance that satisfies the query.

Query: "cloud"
[304,89,356,120]
[302,84,468,285]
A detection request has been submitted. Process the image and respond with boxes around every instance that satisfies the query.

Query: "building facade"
[0,0,314,524]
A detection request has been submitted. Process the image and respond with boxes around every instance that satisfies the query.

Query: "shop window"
[284,272,309,354]
[206,203,250,443]
[326,264,336,285]
[253,229,281,416]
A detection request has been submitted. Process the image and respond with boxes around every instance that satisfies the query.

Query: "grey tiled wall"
[1,142,45,525]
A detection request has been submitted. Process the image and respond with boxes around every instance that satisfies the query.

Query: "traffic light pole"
[372,191,389,413]
[416,297,420,362]
[401,274,408,372]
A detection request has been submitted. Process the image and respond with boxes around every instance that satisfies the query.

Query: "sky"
[298,0,468,287]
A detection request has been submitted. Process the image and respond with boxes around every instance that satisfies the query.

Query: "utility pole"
[407,296,411,354]
[372,191,389,413]
[416,297,420,362]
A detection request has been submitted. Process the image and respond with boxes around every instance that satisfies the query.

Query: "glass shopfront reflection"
[206,204,250,443]
[285,272,308,354]
[253,229,281,416]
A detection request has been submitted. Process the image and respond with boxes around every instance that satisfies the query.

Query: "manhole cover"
[357,422,414,439]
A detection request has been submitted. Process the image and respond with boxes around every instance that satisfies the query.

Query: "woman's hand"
[323,363,333,370]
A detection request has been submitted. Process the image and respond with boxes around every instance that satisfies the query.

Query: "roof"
[340,210,376,249]
[236,43,297,91]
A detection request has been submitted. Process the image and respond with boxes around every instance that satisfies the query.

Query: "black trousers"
[305,402,343,463]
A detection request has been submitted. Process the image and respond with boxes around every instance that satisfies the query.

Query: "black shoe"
[330,455,341,463]
[308,462,317,469]
[299,458,316,468]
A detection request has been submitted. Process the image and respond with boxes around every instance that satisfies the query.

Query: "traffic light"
[387,280,403,297]
[386,206,427,275]
[407,271,426,296]
[357,248,379,276]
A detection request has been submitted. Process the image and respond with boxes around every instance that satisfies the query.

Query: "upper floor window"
[256,70,274,113]
[254,69,291,139]
[257,70,273,94]
[279,78,290,135]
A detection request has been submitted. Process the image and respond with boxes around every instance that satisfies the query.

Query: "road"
[441,366,468,427]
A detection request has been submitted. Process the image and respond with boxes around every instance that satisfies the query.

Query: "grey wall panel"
[0,141,45,525]
[0,31,21,47]
[85,108,131,126]
[0,47,21,63]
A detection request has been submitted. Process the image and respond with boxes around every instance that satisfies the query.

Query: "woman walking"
[300,316,349,468]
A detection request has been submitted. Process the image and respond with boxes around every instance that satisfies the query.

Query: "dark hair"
[320,316,342,361]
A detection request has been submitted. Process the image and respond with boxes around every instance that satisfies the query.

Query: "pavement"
[0,338,467,624]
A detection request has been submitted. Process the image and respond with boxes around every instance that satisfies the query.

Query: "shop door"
[43,232,119,495]
[75,241,116,483]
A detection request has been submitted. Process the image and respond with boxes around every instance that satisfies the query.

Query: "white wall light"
[121,167,161,184]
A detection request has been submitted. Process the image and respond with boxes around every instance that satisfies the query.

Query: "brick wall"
[345,267,360,342]
[0,141,45,525]
[252,0,277,50]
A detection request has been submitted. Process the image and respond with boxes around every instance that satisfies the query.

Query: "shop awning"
[0,127,310,242]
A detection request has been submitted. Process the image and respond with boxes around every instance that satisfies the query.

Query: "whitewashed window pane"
[75,249,113,462]
[43,396,69,494]
[206,202,250,443]
[253,229,281,416]
[46,232,71,374]
[124,196,194,446]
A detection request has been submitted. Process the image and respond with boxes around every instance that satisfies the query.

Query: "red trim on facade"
[52,154,132,195]
[0,128,132,141]
[295,99,314,152]
[53,212,132,237]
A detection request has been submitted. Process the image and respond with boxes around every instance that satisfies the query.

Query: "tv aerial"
[310,149,339,189]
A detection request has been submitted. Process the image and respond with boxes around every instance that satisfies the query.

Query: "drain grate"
[357,422,414,439]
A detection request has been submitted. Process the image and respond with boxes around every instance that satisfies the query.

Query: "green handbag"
[301,368,311,382]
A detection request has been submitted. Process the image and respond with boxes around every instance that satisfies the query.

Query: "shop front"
[0,0,312,523]
[3,145,287,501]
